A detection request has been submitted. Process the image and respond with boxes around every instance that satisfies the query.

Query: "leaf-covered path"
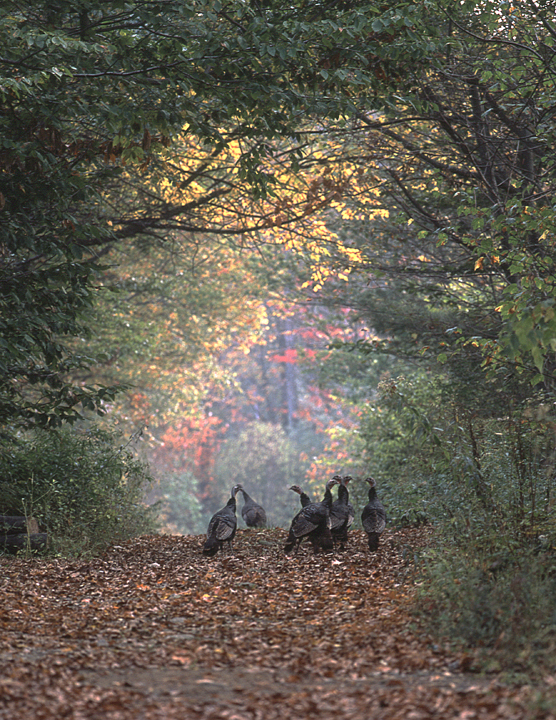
[0,528,552,719]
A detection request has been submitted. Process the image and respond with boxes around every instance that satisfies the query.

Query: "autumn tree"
[142,258,373,514]
[2,0,421,432]
[289,0,556,399]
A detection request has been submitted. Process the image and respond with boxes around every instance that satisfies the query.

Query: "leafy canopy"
[0,0,419,430]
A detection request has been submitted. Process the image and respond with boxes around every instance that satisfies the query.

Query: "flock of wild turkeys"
[202,476,386,557]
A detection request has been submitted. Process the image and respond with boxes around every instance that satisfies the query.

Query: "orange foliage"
[151,415,226,503]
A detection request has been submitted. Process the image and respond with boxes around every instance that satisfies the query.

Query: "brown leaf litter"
[0,527,554,719]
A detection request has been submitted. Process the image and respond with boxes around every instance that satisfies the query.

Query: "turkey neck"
[367,486,377,501]
[323,484,334,508]
[338,484,349,504]
[228,486,240,510]
[291,487,310,506]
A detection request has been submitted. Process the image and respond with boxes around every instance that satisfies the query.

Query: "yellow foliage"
[115,126,391,295]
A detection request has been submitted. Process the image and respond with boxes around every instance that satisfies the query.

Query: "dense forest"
[2,0,556,680]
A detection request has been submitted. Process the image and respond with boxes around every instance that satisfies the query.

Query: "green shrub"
[417,542,556,678]
[150,470,205,535]
[351,371,556,677]
[0,424,158,555]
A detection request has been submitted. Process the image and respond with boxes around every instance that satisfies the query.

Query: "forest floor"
[1,527,555,719]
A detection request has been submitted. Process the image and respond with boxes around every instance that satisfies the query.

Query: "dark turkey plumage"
[239,487,267,528]
[330,475,355,549]
[202,484,241,556]
[341,475,355,528]
[284,477,338,554]
[361,477,386,551]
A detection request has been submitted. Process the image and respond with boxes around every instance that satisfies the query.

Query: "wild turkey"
[239,487,267,528]
[361,477,386,551]
[284,477,338,554]
[202,484,241,557]
[330,475,355,549]
[289,484,311,508]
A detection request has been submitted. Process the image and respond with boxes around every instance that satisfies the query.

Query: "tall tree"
[293,0,556,398]
[1,0,413,430]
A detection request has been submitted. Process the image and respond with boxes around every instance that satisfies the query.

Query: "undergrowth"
[416,540,556,680]
[355,373,556,682]
[0,424,158,555]
[413,428,556,680]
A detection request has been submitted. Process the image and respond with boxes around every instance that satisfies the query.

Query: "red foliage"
[269,348,298,364]
[151,415,226,503]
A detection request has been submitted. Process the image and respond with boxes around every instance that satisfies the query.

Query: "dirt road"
[0,528,552,719]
